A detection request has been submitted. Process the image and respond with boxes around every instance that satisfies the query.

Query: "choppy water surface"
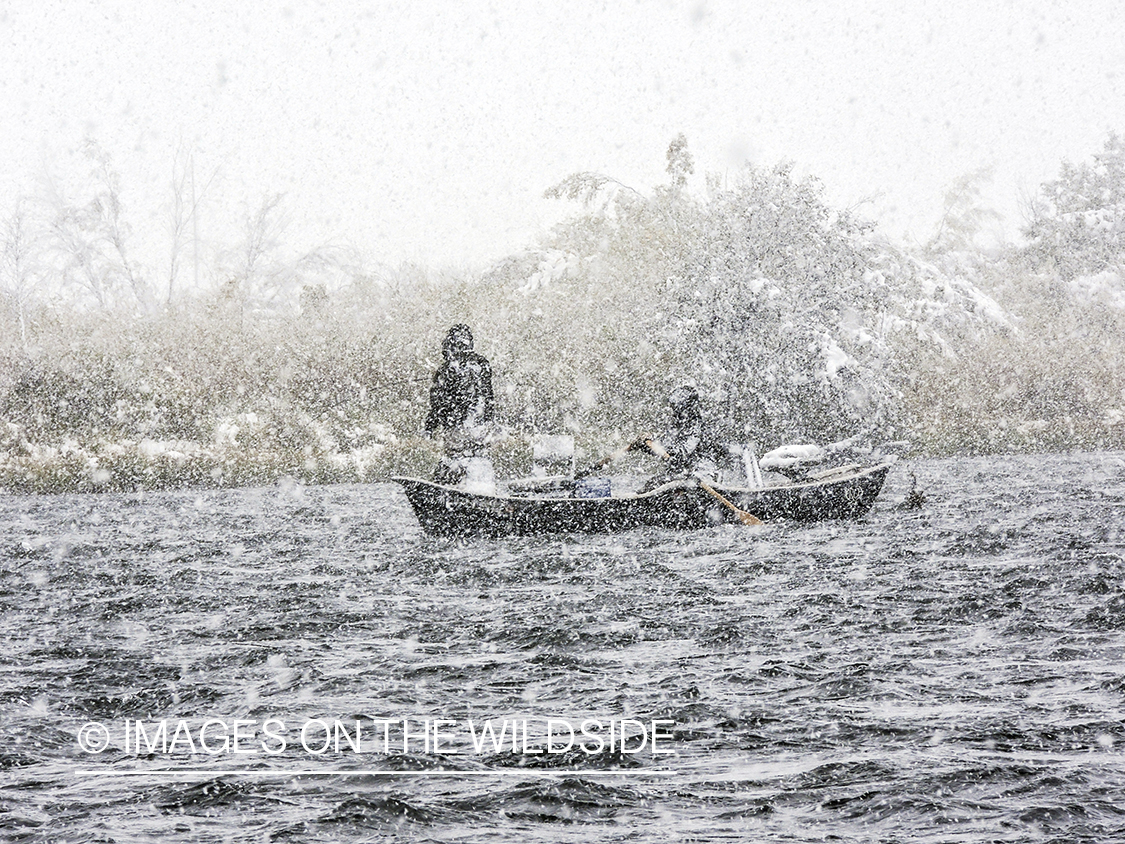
[2,453,1124,842]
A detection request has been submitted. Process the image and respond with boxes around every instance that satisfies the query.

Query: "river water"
[1,453,1123,842]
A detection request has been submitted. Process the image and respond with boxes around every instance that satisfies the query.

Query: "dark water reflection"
[1,453,1124,842]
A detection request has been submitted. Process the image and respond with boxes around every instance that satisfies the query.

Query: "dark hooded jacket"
[661,386,726,475]
[424,325,495,434]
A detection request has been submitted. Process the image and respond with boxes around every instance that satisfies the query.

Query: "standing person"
[424,324,495,485]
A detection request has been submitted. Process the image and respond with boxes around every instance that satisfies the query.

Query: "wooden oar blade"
[700,481,763,526]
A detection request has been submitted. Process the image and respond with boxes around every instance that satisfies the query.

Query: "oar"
[573,435,653,481]
[698,481,763,526]
[641,437,763,526]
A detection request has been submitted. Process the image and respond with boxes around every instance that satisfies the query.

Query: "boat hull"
[393,463,891,537]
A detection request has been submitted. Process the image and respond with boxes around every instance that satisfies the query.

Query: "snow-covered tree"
[40,141,153,311]
[1,201,45,353]
[1022,132,1125,280]
[531,139,1011,449]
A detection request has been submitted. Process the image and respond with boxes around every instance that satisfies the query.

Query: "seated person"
[635,386,728,490]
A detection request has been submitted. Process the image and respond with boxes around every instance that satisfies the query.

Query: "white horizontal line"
[72,769,676,777]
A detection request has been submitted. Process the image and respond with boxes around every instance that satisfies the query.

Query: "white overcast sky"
[2,0,1124,273]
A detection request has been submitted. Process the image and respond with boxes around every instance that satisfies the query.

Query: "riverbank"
[3,421,1123,494]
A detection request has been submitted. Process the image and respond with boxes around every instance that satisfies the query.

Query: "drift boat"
[393,462,891,537]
